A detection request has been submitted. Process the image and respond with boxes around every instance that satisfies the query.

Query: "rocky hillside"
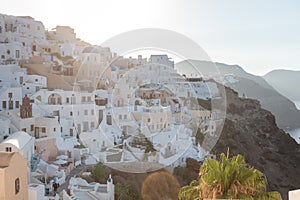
[212,86,300,200]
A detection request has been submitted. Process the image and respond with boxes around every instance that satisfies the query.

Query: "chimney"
[106,174,113,192]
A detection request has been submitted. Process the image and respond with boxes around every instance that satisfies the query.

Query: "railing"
[30,154,40,172]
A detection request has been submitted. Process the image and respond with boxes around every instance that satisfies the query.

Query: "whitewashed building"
[0,115,10,142]
[0,43,31,64]
[32,89,105,136]
[0,14,47,65]
[77,46,113,89]
[149,55,174,68]
[0,87,22,111]
[0,131,35,161]
[0,64,46,95]
[63,176,114,200]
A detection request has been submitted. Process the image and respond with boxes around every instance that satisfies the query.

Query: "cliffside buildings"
[0,12,219,199]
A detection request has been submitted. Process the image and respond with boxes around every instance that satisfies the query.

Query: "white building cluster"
[0,12,223,200]
[0,14,45,64]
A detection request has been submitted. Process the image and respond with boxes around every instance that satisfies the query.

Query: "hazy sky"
[1,0,299,75]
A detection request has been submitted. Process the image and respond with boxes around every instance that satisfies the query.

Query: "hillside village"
[0,13,226,200]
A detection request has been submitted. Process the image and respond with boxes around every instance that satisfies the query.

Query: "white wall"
[289,189,300,200]
[28,184,47,200]
[0,87,22,111]
[0,117,10,142]
[0,64,27,87]
[32,89,103,135]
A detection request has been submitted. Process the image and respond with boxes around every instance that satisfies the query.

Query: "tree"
[178,153,282,200]
[142,171,180,200]
[115,182,138,200]
[91,163,107,183]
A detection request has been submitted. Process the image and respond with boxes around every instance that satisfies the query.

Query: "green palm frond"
[178,153,282,200]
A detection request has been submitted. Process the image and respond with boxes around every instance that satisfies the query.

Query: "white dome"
[3,131,32,150]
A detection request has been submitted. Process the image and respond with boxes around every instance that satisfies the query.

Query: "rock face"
[212,87,300,200]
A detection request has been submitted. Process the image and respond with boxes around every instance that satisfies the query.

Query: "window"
[15,178,20,194]
[42,127,46,133]
[83,121,88,131]
[71,96,76,104]
[5,147,12,152]
[119,115,122,120]
[70,111,73,116]
[16,50,20,58]
[15,101,19,108]
[22,128,26,132]
[1,55,4,59]
[124,115,127,120]
[81,96,86,102]
[84,110,88,115]
[6,49,10,55]
[8,92,12,98]
[66,97,69,103]
[87,96,91,102]
[2,101,6,109]
[148,118,151,123]
[54,128,56,132]
[91,122,95,128]
[30,125,34,131]
[91,110,94,115]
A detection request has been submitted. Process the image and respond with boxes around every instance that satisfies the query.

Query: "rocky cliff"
[212,86,300,200]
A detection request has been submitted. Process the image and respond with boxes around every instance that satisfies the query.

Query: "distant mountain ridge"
[176,60,300,130]
[263,69,300,101]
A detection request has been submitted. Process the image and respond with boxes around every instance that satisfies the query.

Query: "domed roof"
[82,46,101,54]
[2,131,33,150]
